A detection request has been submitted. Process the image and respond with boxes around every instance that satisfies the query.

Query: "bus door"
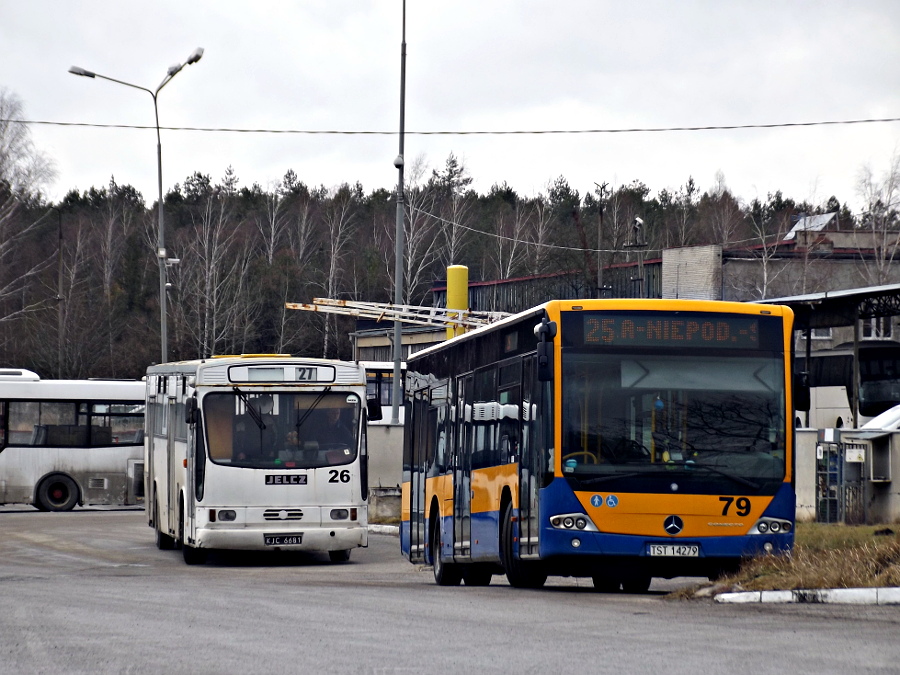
[166,380,180,540]
[407,388,428,562]
[518,356,541,557]
[453,374,473,557]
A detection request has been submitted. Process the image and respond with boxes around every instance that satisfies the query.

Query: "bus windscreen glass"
[560,311,787,495]
[203,391,359,469]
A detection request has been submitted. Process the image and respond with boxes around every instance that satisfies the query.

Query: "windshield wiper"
[294,387,332,432]
[670,461,760,490]
[233,387,265,430]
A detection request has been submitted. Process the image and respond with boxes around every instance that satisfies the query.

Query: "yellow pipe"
[446,265,468,339]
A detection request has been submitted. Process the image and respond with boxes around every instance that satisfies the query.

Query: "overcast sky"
[3,1,899,211]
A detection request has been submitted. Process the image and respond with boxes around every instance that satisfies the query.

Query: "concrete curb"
[715,587,900,605]
[368,524,400,536]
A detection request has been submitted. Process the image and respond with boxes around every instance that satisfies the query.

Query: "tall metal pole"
[390,0,407,425]
[68,48,203,365]
[153,98,168,364]
[56,208,63,378]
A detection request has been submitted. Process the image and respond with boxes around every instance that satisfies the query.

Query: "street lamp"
[69,47,204,364]
[391,1,406,425]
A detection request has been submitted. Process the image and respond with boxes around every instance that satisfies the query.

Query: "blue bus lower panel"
[535,478,794,578]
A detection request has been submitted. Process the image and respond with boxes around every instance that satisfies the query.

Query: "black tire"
[591,575,621,593]
[621,575,652,593]
[500,502,547,589]
[154,496,175,550]
[36,474,79,512]
[180,500,206,565]
[431,518,462,586]
[462,565,493,586]
[182,542,207,565]
[329,549,351,563]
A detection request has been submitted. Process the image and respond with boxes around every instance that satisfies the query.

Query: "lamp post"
[390,1,407,425]
[69,48,204,364]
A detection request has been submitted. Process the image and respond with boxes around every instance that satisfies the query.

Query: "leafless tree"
[491,199,531,279]
[320,184,358,357]
[257,180,290,266]
[378,155,441,305]
[527,194,553,275]
[172,180,248,358]
[855,153,900,286]
[0,89,57,328]
[701,171,745,246]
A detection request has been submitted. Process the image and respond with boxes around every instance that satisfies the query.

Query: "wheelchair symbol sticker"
[606,494,619,508]
[590,494,603,508]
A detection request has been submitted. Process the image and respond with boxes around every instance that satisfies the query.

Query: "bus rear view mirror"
[185,397,198,425]
[537,341,553,382]
[793,372,810,412]
[366,395,383,422]
[535,318,556,382]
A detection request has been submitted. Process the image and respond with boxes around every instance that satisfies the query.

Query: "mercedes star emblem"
[664,515,684,535]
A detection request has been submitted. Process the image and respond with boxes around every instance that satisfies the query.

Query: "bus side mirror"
[535,318,557,383]
[366,395,383,422]
[185,397,198,425]
[793,372,810,412]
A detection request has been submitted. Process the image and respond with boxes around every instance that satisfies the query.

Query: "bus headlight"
[549,513,598,532]
[330,509,349,520]
[217,510,236,522]
[750,517,792,535]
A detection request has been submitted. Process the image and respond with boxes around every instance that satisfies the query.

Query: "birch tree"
[320,183,358,357]
[855,153,900,286]
[0,89,56,329]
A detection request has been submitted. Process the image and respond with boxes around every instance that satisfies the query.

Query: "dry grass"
[673,523,900,598]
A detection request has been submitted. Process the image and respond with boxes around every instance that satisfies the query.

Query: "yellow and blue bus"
[401,299,802,590]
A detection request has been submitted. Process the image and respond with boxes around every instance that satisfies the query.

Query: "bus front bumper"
[194,525,368,552]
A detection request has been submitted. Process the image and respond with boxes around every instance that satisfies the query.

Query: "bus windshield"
[203,391,359,470]
[561,352,786,494]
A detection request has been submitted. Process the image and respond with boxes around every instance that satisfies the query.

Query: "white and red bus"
[0,368,145,511]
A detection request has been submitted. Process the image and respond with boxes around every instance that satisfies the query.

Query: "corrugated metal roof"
[784,212,837,240]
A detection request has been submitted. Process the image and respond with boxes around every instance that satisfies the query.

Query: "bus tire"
[462,565,493,586]
[621,575,652,593]
[501,502,547,589]
[329,549,351,563]
[182,542,207,565]
[35,474,79,512]
[180,500,206,565]
[431,518,462,586]
[591,575,621,593]
[154,497,175,550]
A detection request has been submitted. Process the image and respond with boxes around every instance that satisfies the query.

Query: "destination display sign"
[582,313,761,349]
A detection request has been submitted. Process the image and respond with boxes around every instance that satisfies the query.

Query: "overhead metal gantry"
[285,298,509,331]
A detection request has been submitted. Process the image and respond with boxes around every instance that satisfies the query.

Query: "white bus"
[0,368,145,511]
[145,355,382,564]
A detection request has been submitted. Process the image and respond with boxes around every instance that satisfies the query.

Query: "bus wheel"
[621,576,652,593]
[180,503,206,565]
[501,502,547,589]
[591,575,621,593]
[36,475,79,512]
[154,499,175,550]
[431,520,462,586]
[182,543,206,565]
[329,549,351,563]
[462,565,493,586]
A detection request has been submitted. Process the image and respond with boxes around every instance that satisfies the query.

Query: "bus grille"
[87,477,108,490]
[263,509,305,521]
